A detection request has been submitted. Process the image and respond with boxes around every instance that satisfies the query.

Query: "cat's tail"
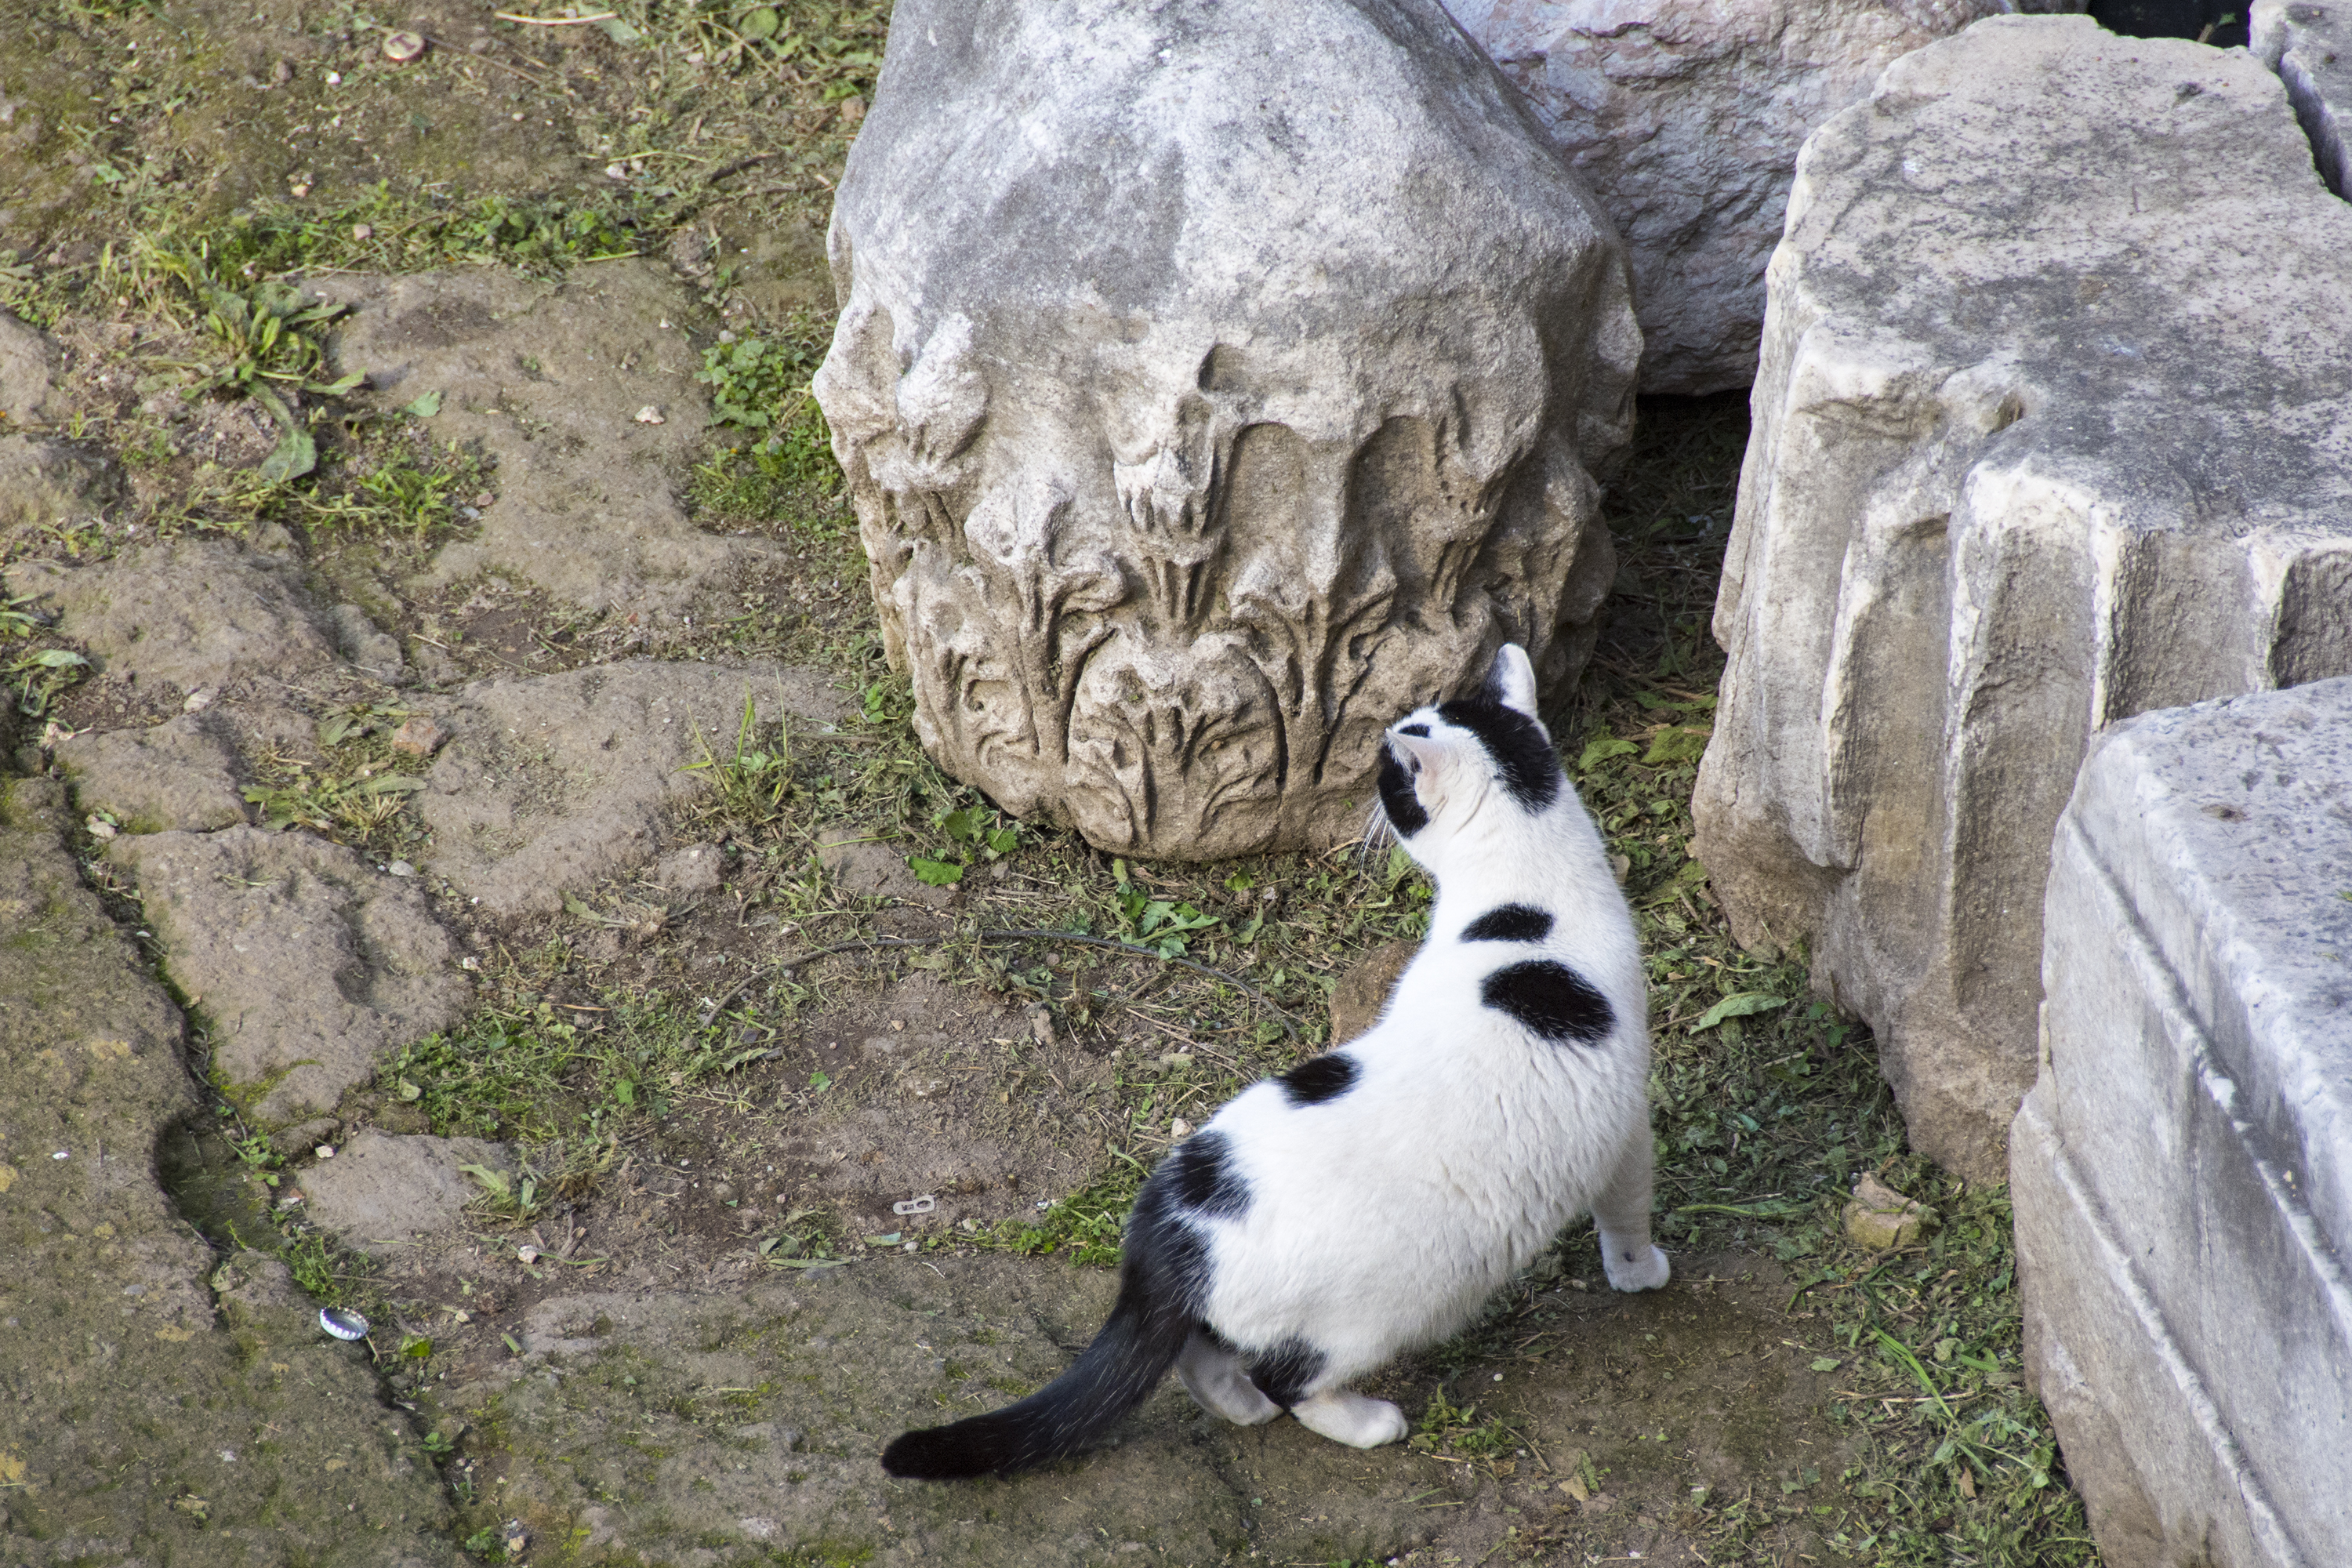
[880,1202,1203,1479]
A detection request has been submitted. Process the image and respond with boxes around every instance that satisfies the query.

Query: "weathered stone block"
[2256,0,2352,197]
[298,1131,513,1257]
[2013,677,2352,1568]
[816,0,1639,859]
[1440,0,2067,394]
[1692,16,2352,1178]
[0,778,456,1563]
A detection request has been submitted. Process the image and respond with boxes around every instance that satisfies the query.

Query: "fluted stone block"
[1692,16,2352,1178]
[2013,679,2352,1568]
[1440,0,2073,395]
[815,0,1640,858]
[2256,0,2352,197]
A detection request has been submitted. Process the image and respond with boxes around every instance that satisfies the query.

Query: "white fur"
[1175,646,1668,1444]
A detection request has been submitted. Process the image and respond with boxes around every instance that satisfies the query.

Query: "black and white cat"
[882,644,1667,1479]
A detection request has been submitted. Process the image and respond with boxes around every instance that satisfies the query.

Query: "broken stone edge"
[2014,679,2352,1568]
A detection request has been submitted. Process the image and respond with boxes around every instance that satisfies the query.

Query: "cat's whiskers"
[1356,798,1395,873]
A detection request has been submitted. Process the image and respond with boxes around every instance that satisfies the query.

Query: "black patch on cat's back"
[1481,959,1613,1046]
[1463,903,1553,942]
[1161,1130,1250,1219]
[1436,696,1561,810]
[1279,1053,1359,1107]
[1377,744,1428,837]
[1248,1337,1327,1409]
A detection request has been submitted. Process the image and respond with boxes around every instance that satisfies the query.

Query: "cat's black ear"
[1485,643,1539,718]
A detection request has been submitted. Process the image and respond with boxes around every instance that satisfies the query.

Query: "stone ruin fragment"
[816,0,1641,858]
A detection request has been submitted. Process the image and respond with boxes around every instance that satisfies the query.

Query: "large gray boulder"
[2013,678,2352,1568]
[2256,0,2352,197]
[1691,16,2352,1179]
[815,0,1640,859]
[1439,0,2059,395]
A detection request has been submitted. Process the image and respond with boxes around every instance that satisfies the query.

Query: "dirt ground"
[0,2,2094,1564]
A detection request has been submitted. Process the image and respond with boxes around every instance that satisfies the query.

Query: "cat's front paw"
[1602,1243,1669,1293]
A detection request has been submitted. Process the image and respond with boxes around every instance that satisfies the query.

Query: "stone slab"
[2256,0,2352,197]
[3,537,341,697]
[2013,677,2352,1568]
[0,308,64,426]
[415,659,847,916]
[318,262,787,614]
[1691,16,2352,1178]
[0,432,118,530]
[297,1131,513,1257]
[107,826,470,1123]
[0,777,455,1565]
[55,711,249,832]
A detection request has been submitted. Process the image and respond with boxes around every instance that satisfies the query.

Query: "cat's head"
[1376,644,1562,855]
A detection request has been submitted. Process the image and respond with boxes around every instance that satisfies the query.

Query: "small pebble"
[325,70,342,85]
[314,1145,336,1159]
[516,1245,540,1265]
[387,860,415,878]
[633,405,664,424]
[390,715,447,758]
[351,223,373,241]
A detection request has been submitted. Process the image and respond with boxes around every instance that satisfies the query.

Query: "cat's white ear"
[1387,727,1449,776]
[1486,644,1538,718]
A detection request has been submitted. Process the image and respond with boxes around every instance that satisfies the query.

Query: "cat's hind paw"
[1291,1391,1410,1450]
[1602,1243,1670,1293]
[1178,1330,1283,1425]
